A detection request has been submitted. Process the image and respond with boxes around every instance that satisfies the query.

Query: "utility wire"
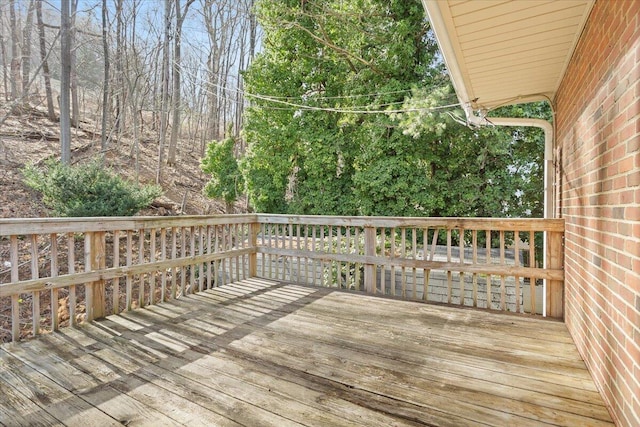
[180,67,460,114]
[244,91,460,114]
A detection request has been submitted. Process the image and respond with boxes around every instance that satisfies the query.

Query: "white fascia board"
[422,0,472,111]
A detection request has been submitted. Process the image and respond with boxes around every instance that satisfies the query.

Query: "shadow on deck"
[0,279,613,426]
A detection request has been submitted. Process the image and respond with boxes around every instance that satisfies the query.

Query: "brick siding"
[555,0,640,425]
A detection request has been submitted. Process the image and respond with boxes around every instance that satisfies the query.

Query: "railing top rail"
[256,214,565,232]
[0,214,258,235]
[0,214,565,236]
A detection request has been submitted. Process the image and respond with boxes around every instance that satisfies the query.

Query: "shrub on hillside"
[200,133,243,213]
[23,159,162,217]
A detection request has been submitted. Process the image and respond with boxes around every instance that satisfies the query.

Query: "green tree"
[242,0,546,219]
[201,133,244,213]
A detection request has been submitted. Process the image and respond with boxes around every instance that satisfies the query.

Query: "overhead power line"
[181,67,460,114]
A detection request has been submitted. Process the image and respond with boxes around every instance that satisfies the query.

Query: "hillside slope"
[0,107,230,218]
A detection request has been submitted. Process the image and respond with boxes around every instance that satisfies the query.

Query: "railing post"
[546,229,564,319]
[249,221,259,277]
[364,226,376,294]
[85,231,106,321]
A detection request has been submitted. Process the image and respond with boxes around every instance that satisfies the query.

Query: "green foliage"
[23,159,162,217]
[241,0,546,219]
[200,134,244,212]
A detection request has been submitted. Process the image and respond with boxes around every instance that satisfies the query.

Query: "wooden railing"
[0,215,564,342]
[255,215,564,318]
[0,215,257,342]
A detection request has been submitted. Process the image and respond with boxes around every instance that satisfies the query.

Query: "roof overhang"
[422,0,595,113]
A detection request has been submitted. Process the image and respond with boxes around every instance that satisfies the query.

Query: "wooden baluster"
[249,222,258,278]
[112,230,120,314]
[421,228,428,301]
[412,228,418,300]
[364,226,376,294]
[472,230,478,307]
[354,227,361,291]
[189,226,196,293]
[427,228,439,301]
[276,223,280,279]
[390,228,396,297]
[214,225,220,285]
[514,232,520,313]
[139,229,145,307]
[226,224,231,284]
[311,225,317,286]
[446,229,452,304]
[10,235,19,341]
[180,227,187,296]
[171,228,177,299]
[68,233,76,325]
[338,226,344,288]
[401,228,406,298]
[160,228,167,301]
[50,234,59,330]
[499,230,506,311]
[149,228,156,304]
[266,224,271,279]
[486,230,492,309]
[30,235,40,335]
[226,224,232,284]
[528,230,536,313]
[376,228,382,294]
[126,231,133,310]
[206,225,212,289]
[296,224,301,283]
[320,226,325,287]
[459,228,465,305]
[240,224,246,279]
[260,223,266,277]
[345,227,351,289]
[235,224,240,281]
[304,225,310,284]
[197,226,204,290]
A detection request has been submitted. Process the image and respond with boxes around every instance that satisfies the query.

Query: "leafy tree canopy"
[241,0,548,218]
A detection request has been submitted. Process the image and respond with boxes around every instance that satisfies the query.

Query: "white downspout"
[468,113,554,316]
[490,118,553,317]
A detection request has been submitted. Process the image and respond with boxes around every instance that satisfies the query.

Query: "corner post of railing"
[545,226,564,319]
[364,226,376,294]
[85,231,106,321]
[249,219,259,278]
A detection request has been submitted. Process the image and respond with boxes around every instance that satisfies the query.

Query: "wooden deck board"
[0,279,614,427]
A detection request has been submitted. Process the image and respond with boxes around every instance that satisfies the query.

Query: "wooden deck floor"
[0,279,613,427]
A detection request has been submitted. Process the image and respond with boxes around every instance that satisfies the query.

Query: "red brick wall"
[555,0,639,425]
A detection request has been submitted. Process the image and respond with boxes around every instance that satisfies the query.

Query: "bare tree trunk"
[167,0,195,166]
[101,0,109,150]
[21,0,35,101]
[0,3,9,101]
[70,0,79,128]
[9,0,21,101]
[156,0,172,183]
[60,0,71,163]
[36,0,55,120]
[248,0,256,60]
[114,0,124,139]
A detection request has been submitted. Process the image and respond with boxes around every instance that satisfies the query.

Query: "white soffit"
[422,0,595,111]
